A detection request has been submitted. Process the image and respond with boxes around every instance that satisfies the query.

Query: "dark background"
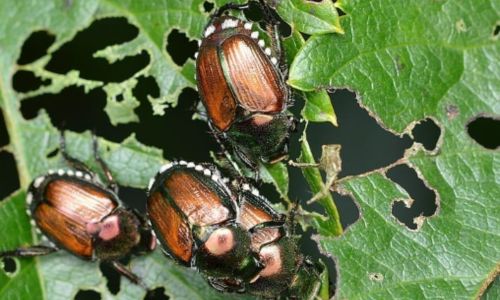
[0,4,497,300]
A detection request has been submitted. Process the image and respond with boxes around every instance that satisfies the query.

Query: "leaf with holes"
[0,0,206,126]
[289,0,500,298]
[0,0,259,299]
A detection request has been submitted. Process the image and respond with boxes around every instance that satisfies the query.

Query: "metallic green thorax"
[226,111,293,165]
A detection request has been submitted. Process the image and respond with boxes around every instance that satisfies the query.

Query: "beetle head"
[195,224,262,280]
[89,208,154,261]
[246,236,299,297]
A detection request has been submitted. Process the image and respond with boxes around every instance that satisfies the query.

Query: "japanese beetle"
[146,161,322,297]
[195,1,295,168]
[147,161,261,280]
[0,134,156,288]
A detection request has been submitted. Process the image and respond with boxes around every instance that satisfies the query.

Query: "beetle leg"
[110,260,148,290]
[0,245,58,258]
[301,256,322,280]
[207,276,246,293]
[256,0,288,76]
[287,198,300,235]
[92,134,118,194]
[232,146,257,173]
[249,220,286,234]
[209,125,245,177]
[60,131,94,175]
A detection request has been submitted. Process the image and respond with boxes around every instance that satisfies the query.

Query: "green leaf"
[276,0,344,35]
[0,191,43,299]
[302,90,338,126]
[288,0,499,298]
[259,162,289,200]
[283,31,338,126]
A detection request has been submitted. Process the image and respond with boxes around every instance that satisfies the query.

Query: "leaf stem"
[298,130,343,236]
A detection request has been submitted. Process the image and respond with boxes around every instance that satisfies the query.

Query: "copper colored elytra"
[34,178,117,258]
[197,17,286,132]
[163,170,232,226]
[148,191,193,263]
[196,10,294,167]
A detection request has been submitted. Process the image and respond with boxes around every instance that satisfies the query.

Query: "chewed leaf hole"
[278,19,292,38]
[0,152,20,201]
[333,1,346,16]
[74,290,101,300]
[493,24,500,38]
[46,148,59,158]
[467,116,500,149]
[412,118,441,151]
[100,262,120,295]
[243,1,264,22]
[387,164,438,230]
[46,17,148,83]
[119,186,147,213]
[145,287,170,300]
[0,108,8,147]
[13,70,50,93]
[306,89,412,177]
[17,30,55,65]
[166,29,197,66]
[1,257,18,275]
[368,272,384,282]
[333,192,360,230]
[20,77,218,162]
[203,1,214,13]
[21,86,111,134]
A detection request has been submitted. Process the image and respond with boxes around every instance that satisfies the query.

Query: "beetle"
[146,161,322,298]
[0,133,156,288]
[195,1,295,169]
